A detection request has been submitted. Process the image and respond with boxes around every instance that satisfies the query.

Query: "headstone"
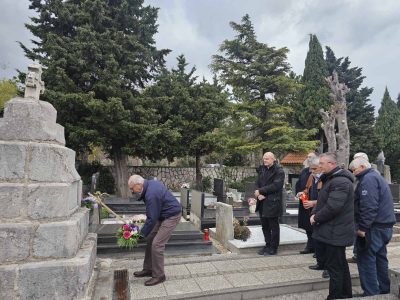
[90,172,99,193]
[0,65,96,300]
[215,202,234,247]
[213,178,226,203]
[180,188,190,219]
[390,184,400,204]
[190,190,204,230]
[243,182,256,208]
[384,165,392,184]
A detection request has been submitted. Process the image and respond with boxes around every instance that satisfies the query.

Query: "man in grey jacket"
[310,153,354,299]
[349,157,396,296]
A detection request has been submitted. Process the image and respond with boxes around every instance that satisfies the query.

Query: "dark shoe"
[258,246,269,255]
[322,270,329,278]
[144,275,166,286]
[265,248,277,255]
[134,270,152,277]
[300,248,315,254]
[309,264,324,270]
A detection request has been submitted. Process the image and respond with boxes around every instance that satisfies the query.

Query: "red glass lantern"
[203,229,209,241]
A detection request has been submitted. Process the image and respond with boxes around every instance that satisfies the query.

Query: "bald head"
[263,152,276,167]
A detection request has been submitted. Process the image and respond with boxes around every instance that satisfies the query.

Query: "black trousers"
[314,239,327,268]
[306,230,314,251]
[323,242,352,299]
[260,217,280,250]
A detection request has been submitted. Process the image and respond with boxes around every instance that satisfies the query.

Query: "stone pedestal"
[0,72,96,300]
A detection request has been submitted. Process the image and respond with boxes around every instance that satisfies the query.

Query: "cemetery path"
[91,242,400,300]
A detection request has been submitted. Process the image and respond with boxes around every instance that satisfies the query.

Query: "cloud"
[1,0,399,109]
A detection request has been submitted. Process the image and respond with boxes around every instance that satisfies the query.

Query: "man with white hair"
[128,175,182,286]
[349,157,396,296]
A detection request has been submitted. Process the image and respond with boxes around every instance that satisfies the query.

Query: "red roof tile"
[280,152,308,165]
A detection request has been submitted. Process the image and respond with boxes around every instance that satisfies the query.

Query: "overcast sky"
[1,0,400,112]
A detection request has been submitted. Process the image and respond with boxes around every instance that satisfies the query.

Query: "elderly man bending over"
[128,175,181,286]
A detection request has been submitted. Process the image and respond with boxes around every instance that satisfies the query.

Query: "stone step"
[92,242,400,300]
[97,240,215,256]
[98,231,204,244]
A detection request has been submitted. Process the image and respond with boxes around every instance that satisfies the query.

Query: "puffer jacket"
[312,167,355,246]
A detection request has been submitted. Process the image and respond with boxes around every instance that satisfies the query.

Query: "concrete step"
[91,241,400,300]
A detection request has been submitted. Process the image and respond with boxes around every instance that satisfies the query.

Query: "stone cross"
[24,64,45,100]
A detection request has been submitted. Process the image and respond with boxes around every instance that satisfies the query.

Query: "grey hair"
[128,174,144,186]
[353,152,369,162]
[320,152,337,163]
[308,156,320,168]
[349,157,371,170]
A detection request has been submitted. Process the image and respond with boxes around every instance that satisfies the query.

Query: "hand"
[303,200,316,209]
[310,214,316,225]
[254,190,260,197]
[257,194,266,201]
[303,200,312,209]
[294,192,301,201]
[357,230,365,238]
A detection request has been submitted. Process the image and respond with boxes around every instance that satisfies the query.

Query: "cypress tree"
[294,35,331,131]
[375,88,400,182]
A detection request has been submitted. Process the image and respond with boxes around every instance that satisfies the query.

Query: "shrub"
[233,217,251,241]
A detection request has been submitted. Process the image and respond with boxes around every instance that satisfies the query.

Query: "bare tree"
[319,71,350,168]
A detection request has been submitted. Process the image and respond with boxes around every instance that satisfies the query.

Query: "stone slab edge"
[160,274,360,300]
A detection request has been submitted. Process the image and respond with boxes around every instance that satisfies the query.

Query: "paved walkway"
[92,242,400,299]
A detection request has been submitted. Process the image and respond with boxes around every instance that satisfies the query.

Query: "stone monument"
[0,65,96,300]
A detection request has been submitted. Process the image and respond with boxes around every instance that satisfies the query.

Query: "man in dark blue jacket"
[349,157,396,296]
[128,175,182,286]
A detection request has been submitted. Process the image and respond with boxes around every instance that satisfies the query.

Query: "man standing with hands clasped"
[128,175,182,286]
[310,153,354,299]
[349,157,396,296]
[255,152,285,256]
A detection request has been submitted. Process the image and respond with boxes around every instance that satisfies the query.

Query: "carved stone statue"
[377,151,385,175]
[24,64,45,100]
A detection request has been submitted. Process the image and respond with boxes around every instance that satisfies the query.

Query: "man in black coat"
[310,153,354,300]
[255,152,285,255]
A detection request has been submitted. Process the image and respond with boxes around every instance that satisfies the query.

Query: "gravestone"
[0,65,96,300]
[390,184,400,204]
[215,202,234,247]
[90,172,99,193]
[213,178,226,203]
[190,190,204,230]
[243,182,256,208]
[180,188,190,219]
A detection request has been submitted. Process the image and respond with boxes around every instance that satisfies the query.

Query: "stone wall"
[127,166,257,190]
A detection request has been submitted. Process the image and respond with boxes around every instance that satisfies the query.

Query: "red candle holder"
[203,229,209,241]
